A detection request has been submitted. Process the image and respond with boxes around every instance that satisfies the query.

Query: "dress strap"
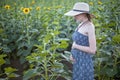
[76,21,89,31]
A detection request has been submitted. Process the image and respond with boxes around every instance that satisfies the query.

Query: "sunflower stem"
[26,15,30,45]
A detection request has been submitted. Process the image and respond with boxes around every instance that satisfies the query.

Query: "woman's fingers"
[70,55,75,62]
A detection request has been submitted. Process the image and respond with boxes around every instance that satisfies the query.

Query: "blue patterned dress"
[71,27,94,80]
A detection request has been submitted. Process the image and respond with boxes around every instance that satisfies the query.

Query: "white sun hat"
[64,2,92,16]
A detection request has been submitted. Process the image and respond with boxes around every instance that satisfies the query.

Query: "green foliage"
[4,67,19,78]
[23,24,70,80]
[112,35,120,44]
[0,54,7,66]
[94,0,120,79]
[0,51,19,79]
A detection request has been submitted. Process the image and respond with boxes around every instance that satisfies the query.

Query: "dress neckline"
[75,31,88,37]
[75,21,89,37]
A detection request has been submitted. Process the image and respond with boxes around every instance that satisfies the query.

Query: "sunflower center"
[25,9,28,12]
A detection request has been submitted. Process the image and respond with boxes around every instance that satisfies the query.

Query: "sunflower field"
[0,0,120,80]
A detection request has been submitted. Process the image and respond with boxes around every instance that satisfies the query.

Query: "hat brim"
[64,10,85,16]
[64,10,95,18]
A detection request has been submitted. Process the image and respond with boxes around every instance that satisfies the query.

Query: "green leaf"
[105,68,117,77]
[53,31,60,35]
[23,69,37,80]
[58,40,68,48]
[43,34,53,43]
[0,54,7,65]
[17,49,31,56]
[61,51,71,61]
[8,73,19,78]
[30,29,38,33]
[52,62,63,68]
[0,28,4,33]
[4,67,17,74]
[0,54,7,58]
[20,56,26,64]
[16,35,25,43]
[112,35,120,44]
[34,45,43,51]
[95,57,109,63]
[50,43,59,50]
[39,52,49,57]
[0,59,6,66]
[52,21,59,25]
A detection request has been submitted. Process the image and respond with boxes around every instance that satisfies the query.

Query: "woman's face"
[74,14,85,22]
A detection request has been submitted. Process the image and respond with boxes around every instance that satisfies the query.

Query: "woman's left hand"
[72,42,78,49]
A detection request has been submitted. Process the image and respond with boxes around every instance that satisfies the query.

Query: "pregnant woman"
[64,2,96,80]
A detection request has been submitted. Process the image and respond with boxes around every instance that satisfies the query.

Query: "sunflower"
[32,0,35,4]
[4,5,10,9]
[31,0,35,5]
[47,7,51,10]
[98,1,102,5]
[29,7,32,10]
[36,7,40,11]
[23,8,30,14]
[89,2,93,6]
[20,7,24,11]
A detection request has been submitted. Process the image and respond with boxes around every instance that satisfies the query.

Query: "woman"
[64,2,96,80]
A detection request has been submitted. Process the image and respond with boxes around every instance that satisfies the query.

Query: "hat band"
[73,9,89,13]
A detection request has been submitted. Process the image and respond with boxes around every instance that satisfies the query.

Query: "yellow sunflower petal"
[4,5,10,9]
[23,8,30,14]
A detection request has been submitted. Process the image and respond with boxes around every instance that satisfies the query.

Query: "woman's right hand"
[70,55,75,62]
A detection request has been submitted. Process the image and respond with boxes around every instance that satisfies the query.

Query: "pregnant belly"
[71,49,92,59]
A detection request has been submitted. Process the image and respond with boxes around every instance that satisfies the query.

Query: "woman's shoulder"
[87,21,94,26]
[86,21,95,28]
[85,21,95,33]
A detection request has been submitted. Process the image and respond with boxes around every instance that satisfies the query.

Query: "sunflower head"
[23,8,30,14]
[20,7,24,11]
[29,7,32,10]
[98,1,102,5]
[89,2,93,6]
[32,1,35,4]
[4,5,10,9]
[47,7,51,10]
[30,0,35,6]
[36,7,40,11]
